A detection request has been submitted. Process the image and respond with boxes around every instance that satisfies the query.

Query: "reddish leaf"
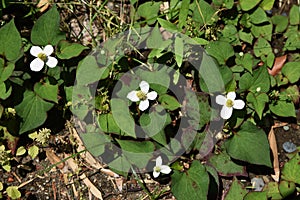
[268,55,287,76]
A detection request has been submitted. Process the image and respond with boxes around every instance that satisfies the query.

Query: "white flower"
[216,92,245,119]
[30,45,58,72]
[127,80,157,111]
[153,156,171,178]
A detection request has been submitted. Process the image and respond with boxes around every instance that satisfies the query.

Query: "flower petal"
[153,171,160,178]
[233,100,245,109]
[220,106,233,119]
[43,45,54,56]
[30,46,43,57]
[216,95,226,105]
[156,156,162,166]
[160,165,171,174]
[127,91,139,102]
[147,91,157,100]
[139,100,149,111]
[46,56,58,68]
[30,58,44,72]
[227,92,236,100]
[140,81,149,94]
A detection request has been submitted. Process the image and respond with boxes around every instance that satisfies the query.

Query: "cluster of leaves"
[0,0,299,199]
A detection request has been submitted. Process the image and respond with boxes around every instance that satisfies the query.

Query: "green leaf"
[174,37,184,67]
[272,15,288,33]
[111,98,136,138]
[146,25,164,49]
[246,92,269,119]
[278,181,296,198]
[259,0,275,10]
[253,37,272,57]
[192,0,217,26]
[238,30,254,44]
[0,59,15,83]
[57,41,88,59]
[250,7,268,24]
[244,192,268,200]
[157,18,178,31]
[224,177,247,200]
[289,5,300,25]
[239,66,270,93]
[28,145,39,159]
[80,132,110,157]
[208,148,247,177]
[98,113,121,134]
[269,100,296,117]
[31,6,65,45]
[76,55,109,85]
[15,90,54,134]
[178,0,190,29]
[16,146,26,156]
[239,0,261,11]
[171,161,209,200]
[158,94,181,111]
[34,82,58,103]
[0,19,22,61]
[137,1,161,25]
[281,154,300,184]
[282,62,300,84]
[116,140,154,168]
[0,82,12,100]
[6,186,21,200]
[206,41,234,65]
[251,23,273,41]
[263,182,282,199]
[225,121,272,167]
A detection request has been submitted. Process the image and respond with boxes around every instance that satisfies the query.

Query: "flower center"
[37,53,47,61]
[136,90,147,101]
[154,166,161,172]
[226,99,234,107]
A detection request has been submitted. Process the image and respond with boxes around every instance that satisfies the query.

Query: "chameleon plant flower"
[127,80,157,111]
[153,156,171,178]
[30,45,58,72]
[216,92,245,119]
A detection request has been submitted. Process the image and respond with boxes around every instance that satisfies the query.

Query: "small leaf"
[28,145,39,159]
[171,161,209,200]
[137,1,161,25]
[15,90,54,134]
[157,18,178,31]
[272,15,288,33]
[174,37,184,67]
[251,23,273,41]
[224,177,247,200]
[279,181,296,198]
[34,82,58,103]
[158,94,181,111]
[31,5,66,45]
[6,186,21,199]
[0,19,22,61]
[281,62,300,84]
[16,146,26,156]
[80,132,110,157]
[269,100,296,117]
[0,82,12,100]
[263,182,282,199]
[281,153,300,184]
[244,191,268,200]
[250,7,269,24]
[178,0,190,29]
[253,37,272,57]
[289,5,300,25]
[206,41,234,65]
[246,92,269,119]
[192,0,217,26]
[0,59,15,82]
[56,41,88,59]
[239,0,261,11]
[260,0,275,10]
[225,121,272,167]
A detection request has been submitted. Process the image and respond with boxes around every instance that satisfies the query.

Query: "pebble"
[251,177,265,191]
[283,141,297,153]
[283,126,290,131]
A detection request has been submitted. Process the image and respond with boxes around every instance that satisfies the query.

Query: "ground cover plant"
[0,0,300,199]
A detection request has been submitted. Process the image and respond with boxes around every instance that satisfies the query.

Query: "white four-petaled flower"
[216,92,245,119]
[127,81,157,111]
[153,156,171,178]
[30,45,58,72]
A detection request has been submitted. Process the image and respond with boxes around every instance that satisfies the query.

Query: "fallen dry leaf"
[46,149,65,169]
[268,55,287,76]
[37,0,50,12]
[268,122,288,182]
